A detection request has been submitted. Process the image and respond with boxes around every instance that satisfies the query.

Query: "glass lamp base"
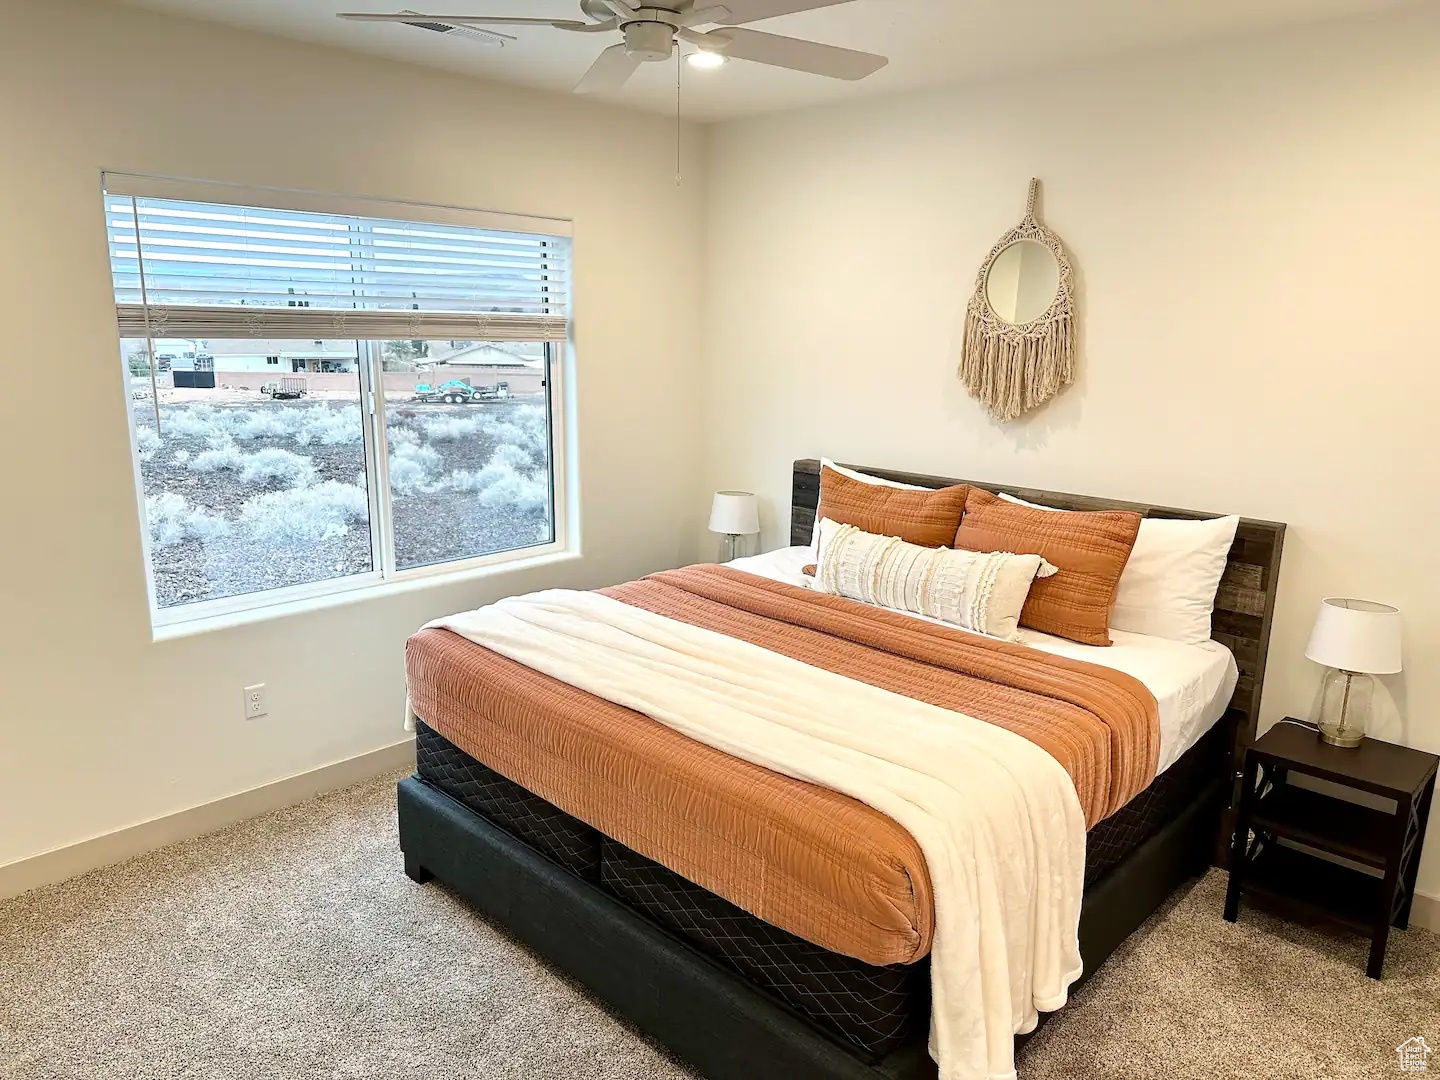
[1316,668,1374,748]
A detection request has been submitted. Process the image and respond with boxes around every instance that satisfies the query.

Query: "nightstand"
[1224,718,1437,978]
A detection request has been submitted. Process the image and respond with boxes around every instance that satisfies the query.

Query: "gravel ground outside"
[132,395,551,610]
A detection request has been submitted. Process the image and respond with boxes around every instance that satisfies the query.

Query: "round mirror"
[984,240,1061,325]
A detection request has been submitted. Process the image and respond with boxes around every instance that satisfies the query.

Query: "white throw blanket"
[426,590,1087,1080]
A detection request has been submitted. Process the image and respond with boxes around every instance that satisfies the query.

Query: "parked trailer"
[414,379,510,404]
[261,377,308,400]
[473,381,510,401]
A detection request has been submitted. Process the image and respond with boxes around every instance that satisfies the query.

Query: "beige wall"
[700,8,1440,897]
[0,0,704,872]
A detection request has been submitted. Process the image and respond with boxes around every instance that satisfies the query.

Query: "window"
[106,174,571,627]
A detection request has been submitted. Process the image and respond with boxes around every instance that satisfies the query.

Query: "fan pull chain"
[675,47,683,186]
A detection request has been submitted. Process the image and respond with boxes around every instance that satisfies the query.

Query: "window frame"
[108,174,573,635]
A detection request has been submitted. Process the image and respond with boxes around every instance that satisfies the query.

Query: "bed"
[397,459,1285,1080]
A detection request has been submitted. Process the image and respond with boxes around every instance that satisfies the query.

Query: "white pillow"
[813,517,1057,641]
[809,458,929,554]
[998,493,1239,644]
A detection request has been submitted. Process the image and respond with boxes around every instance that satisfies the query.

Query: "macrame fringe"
[960,307,1074,422]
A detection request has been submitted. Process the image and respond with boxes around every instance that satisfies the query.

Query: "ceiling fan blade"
[337,13,588,28]
[698,27,886,80]
[710,0,857,25]
[557,18,622,33]
[574,44,643,94]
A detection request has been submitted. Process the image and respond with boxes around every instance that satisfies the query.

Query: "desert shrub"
[392,440,440,471]
[296,405,362,447]
[230,409,298,442]
[444,468,489,494]
[508,405,548,449]
[164,404,228,441]
[387,425,420,449]
[476,466,548,513]
[172,449,191,466]
[134,426,162,460]
[146,493,187,548]
[482,406,547,465]
[388,440,442,494]
[169,404,359,447]
[237,448,317,489]
[514,404,547,438]
[451,453,548,513]
[483,421,524,447]
[185,510,233,544]
[488,443,533,471]
[239,481,368,542]
[145,492,231,549]
[419,414,486,442]
[190,444,244,473]
[389,456,430,495]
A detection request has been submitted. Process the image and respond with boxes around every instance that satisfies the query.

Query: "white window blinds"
[104,177,571,343]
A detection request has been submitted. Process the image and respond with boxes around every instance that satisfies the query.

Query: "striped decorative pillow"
[813,519,1057,640]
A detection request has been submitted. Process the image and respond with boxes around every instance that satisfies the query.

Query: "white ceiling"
[115,0,1419,122]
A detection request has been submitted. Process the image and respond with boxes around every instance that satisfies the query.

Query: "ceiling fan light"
[686,49,727,69]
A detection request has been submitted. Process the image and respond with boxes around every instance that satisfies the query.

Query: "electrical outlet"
[243,683,268,720]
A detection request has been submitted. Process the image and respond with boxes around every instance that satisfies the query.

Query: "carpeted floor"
[1,772,1436,1080]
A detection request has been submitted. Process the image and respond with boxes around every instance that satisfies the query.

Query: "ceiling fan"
[337,0,888,93]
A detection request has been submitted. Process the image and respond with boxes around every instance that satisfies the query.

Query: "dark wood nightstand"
[1224,718,1437,978]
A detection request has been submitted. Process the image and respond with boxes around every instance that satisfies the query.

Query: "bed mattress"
[415,719,1222,1056]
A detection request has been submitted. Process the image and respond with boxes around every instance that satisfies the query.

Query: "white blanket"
[427,590,1087,1080]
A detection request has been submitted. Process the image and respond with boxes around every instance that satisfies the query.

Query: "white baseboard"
[1412,891,1440,932]
[0,739,415,902]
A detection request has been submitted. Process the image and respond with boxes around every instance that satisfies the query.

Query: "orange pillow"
[815,466,968,549]
[952,487,1141,646]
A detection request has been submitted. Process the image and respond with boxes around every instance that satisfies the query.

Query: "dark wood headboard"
[791,459,1287,858]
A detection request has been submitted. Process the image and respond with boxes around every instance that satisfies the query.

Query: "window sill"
[151,547,580,643]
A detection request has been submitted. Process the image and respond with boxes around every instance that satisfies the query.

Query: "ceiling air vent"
[398,11,514,47]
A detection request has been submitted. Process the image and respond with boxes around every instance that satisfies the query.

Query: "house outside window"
[106,174,571,631]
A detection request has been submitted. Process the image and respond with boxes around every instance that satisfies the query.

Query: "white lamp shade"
[1304,597,1402,674]
[709,491,760,535]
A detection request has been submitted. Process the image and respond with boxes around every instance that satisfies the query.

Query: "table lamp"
[1304,597,1402,747]
[709,491,760,562]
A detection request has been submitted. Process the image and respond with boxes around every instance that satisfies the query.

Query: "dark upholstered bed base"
[398,768,1222,1080]
[417,721,931,1054]
[414,719,1224,1057]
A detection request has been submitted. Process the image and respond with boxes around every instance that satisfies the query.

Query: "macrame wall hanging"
[959,178,1076,422]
